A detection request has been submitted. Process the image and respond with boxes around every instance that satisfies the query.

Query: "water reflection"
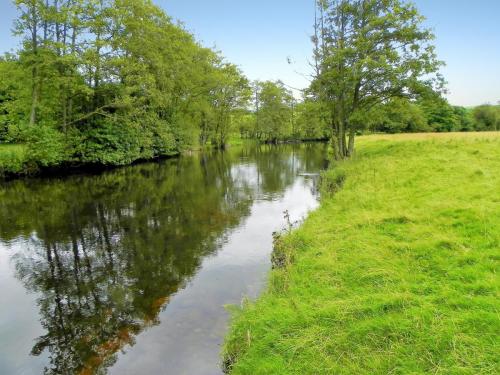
[0,143,327,375]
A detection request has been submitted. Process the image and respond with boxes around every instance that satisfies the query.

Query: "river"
[0,143,327,375]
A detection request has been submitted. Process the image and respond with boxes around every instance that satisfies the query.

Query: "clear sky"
[1,0,499,106]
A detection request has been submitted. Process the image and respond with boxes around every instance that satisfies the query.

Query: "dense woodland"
[0,0,499,174]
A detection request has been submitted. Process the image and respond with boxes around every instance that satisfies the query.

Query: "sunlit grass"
[223,132,500,374]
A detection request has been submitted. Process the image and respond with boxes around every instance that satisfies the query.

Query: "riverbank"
[0,137,330,179]
[0,145,179,180]
[0,138,253,179]
[223,132,500,374]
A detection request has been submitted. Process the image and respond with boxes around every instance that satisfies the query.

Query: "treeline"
[1,0,498,175]
[366,97,500,134]
[0,0,252,169]
[0,0,332,176]
[236,81,329,143]
[0,0,329,175]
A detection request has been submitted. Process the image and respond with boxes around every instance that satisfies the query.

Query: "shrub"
[0,144,26,175]
[24,125,66,167]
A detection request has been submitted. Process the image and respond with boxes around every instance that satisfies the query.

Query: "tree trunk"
[29,3,39,126]
[332,117,354,160]
[347,127,355,157]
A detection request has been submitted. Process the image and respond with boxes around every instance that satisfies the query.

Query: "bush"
[24,125,67,167]
[0,144,26,175]
[76,120,144,165]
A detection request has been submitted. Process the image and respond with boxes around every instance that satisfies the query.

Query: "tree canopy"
[1,0,251,169]
[311,0,443,159]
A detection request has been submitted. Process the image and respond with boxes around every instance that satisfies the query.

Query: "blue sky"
[1,0,499,106]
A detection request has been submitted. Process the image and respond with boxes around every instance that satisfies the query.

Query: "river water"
[0,143,327,375]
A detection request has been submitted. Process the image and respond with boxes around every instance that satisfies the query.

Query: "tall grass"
[223,132,500,374]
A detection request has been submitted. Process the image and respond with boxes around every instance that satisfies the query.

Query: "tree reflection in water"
[0,143,327,375]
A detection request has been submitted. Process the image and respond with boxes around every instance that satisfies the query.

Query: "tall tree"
[254,81,294,143]
[208,63,251,148]
[14,0,44,126]
[312,0,443,159]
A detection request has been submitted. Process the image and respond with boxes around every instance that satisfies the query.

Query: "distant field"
[363,131,500,140]
[224,132,500,374]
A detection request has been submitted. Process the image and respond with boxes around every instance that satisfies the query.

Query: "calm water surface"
[0,143,327,375]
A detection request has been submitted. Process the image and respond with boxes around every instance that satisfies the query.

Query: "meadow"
[223,132,500,374]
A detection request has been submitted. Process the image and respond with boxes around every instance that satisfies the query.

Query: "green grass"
[0,143,27,176]
[223,132,500,374]
[226,136,256,147]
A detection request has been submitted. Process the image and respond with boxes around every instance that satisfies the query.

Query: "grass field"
[223,132,500,374]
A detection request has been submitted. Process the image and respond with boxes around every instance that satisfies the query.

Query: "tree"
[254,81,294,143]
[312,0,443,159]
[206,62,251,148]
[417,93,458,132]
[6,0,254,171]
[0,56,22,140]
[452,106,474,132]
[14,0,43,126]
[294,100,330,140]
[472,105,499,131]
[369,98,429,133]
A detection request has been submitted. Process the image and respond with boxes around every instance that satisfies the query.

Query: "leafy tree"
[417,94,459,132]
[452,106,474,131]
[4,0,253,171]
[472,105,500,131]
[369,98,429,133]
[205,62,251,148]
[312,0,443,159]
[254,81,294,143]
[0,56,22,141]
[294,100,330,140]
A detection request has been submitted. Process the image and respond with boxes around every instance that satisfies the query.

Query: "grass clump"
[223,132,500,374]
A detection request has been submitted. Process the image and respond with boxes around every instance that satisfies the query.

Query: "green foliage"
[312,0,443,158]
[418,94,459,132]
[0,144,27,175]
[202,63,252,148]
[75,120,143,165]
[368,98,430,133]
[453,105,474,131]
[364,94,493,135]
[293,100,329,140]
[24,125,66,167]
[2,0,251,174]
[224,132,500,374]
[254,81,294,142]
[472,105,500,131]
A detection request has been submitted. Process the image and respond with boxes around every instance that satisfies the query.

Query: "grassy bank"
[223,132,500,374]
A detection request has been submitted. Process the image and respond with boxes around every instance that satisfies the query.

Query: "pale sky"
[1,0,499,106]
